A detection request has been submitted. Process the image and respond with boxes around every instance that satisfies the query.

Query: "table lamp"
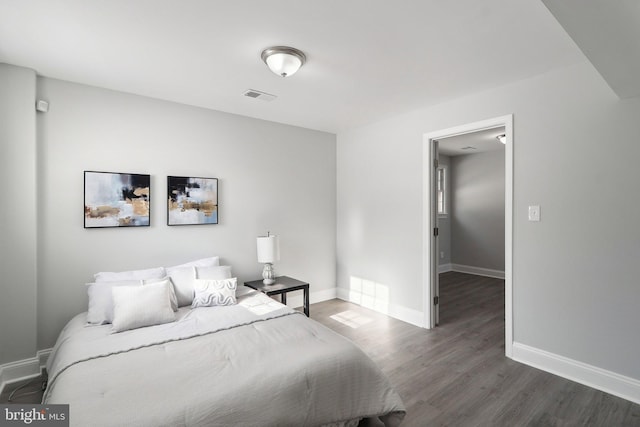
[257,232,280,285]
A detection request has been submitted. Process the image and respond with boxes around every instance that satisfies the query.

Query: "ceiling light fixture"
[496,134,506,144]
[261,46,306,77]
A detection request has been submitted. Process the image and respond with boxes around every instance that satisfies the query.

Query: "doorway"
[422,114,514,358]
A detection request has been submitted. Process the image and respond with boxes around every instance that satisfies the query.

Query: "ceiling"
[438,127,505,157]
[0,1,632,133]
[542,0,640,99]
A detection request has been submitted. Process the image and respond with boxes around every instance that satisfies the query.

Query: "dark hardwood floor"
[3,272,639,426]
[0,374,45,404]
[313,272,640,426]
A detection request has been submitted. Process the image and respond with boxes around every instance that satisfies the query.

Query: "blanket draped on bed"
[44,291,405,427]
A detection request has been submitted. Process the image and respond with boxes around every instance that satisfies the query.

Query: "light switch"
[528,205,540,222]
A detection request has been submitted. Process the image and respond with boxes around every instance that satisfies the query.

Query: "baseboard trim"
[512,342,640,405]
[438,263,452,274]
[450,264,505,279]
[336,288,423,327]
[0,348,51,396]
[285,287,337,311]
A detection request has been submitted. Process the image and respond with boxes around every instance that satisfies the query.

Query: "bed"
[43,269,405,427]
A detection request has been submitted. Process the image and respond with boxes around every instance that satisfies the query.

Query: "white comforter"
[44,291,405,426]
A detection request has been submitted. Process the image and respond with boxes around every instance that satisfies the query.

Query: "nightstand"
[244,276,310,317]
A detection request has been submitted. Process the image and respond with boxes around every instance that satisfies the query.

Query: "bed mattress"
[44,291,405,426]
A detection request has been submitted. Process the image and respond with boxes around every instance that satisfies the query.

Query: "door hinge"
[434,159,439,168]
[433,227,439,237]
[434,296,439,305]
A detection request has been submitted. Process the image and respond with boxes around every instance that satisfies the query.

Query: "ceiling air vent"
[243,89,277,102]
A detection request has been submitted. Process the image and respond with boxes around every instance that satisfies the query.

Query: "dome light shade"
[261,46,306,77]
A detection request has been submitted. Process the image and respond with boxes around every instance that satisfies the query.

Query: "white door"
[432,140,440,325]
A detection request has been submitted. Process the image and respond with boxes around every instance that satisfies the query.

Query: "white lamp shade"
[257,235,280,263]
[265,53,302,77]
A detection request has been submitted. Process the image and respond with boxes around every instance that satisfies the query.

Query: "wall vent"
[243,89,277,102]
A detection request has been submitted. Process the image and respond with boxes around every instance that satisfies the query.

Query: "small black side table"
[244,276,310,317]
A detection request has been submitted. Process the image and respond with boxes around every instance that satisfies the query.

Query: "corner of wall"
[336,287,424,328]
[0,349,51,397]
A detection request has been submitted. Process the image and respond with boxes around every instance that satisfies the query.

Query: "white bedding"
[44,291,405,426]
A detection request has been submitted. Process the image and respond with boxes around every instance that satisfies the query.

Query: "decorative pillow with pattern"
[191,278,237,308]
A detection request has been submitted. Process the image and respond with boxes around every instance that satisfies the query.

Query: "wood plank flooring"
[3,272,639,426]
[0,375,45,404]
[312,272,640,426]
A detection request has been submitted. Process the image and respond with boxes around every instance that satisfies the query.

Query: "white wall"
[0,64,37,365]
[35,77,336,349]
[450,150,505,271]
[337,60,640,381]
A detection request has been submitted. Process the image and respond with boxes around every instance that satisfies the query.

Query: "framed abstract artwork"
[84,171,151,228]
[167,176,218,226]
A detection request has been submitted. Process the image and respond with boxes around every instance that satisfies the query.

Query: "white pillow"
[192,278,238,308]
[111,281,175,333]
[165,256,220,273]
[94,267,165,283]
[164,266,197,307]
[195,265,232,280]
[142,277,178,311]
[86,280,140,325]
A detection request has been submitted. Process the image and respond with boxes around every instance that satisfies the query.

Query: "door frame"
[422,114,514,358]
